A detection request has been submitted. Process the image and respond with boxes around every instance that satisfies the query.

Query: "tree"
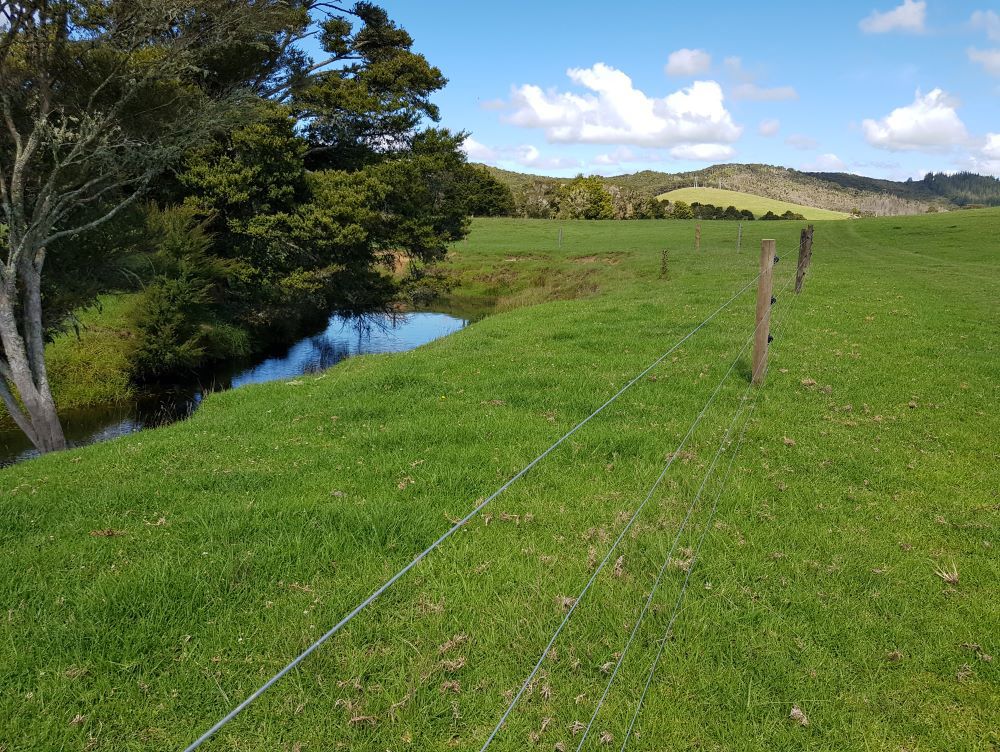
[557,175,613,220]
[460,164,516,217]
[519,180,558,218]
[0,1,300,452]
[1,1,472,452]
[671,200,694,220]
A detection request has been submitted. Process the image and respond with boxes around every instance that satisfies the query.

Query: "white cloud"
[758,119,781,137]
[665,48,712,77]
[969,133,1000,175]
[859,0,927,34]
[785,133,820,150]
[506,63,742,150]
[460,137,579,170]
[968,47,1000,76]
[724,57,796,101]
[802,153,848,171]
[461,137,498,162]
[971,10,1000,41]
[592,147,667,167]
[862,89,969,151]
[512,145,580,169]
[732,83,798,101]
[669,143,736,161]
[983,133,1000,158]
[593,147,636,166]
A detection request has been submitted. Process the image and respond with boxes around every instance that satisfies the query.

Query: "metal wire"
[182,273,761,752]
[618,268,802,751]
[617,388,760,752]
[574,360,760,750]
[477,287,778,751]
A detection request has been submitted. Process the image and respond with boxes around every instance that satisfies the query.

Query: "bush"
[131,207,246,382]
[670,200,694,219]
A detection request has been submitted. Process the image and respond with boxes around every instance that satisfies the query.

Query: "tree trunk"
[0,273,67,454]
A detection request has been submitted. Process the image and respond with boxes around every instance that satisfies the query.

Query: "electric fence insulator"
[771,296,777,305]
[767,334,774,343]
[774,255,780,264]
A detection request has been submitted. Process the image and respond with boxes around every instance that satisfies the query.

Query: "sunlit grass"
[1,211,997,751]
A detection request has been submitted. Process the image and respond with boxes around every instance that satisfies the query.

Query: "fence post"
[805,223,814,269]
[794,224,814,294]
[558,228,563,249]
[752,239,776,385]
[737,222,742,253]
[695,223,701,252]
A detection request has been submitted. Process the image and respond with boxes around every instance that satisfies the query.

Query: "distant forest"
[811,171,1000,208]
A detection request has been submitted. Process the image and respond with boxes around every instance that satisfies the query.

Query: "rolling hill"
[483,163,1000,217]
[656,187,849,220]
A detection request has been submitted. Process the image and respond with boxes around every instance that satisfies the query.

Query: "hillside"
[484,163,1000,217]
[657,187,849,220]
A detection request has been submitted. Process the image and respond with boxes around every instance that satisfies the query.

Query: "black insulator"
[767,334,774,343]
[774,255,780,264]
[771,296,777,305]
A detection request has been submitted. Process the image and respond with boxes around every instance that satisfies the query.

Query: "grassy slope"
[658,187,850,220]
[1,213,998,751]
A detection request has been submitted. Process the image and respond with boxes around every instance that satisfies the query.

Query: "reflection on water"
[0,310,468,467]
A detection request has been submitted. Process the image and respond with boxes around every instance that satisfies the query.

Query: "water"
[0,310,469,467]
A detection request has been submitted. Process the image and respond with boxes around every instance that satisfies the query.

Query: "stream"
[0,310,470,467]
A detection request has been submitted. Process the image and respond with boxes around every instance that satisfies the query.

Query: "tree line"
[466,173,803,222]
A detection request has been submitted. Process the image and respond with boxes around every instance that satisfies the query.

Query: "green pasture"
[1,211,997,751]
[657,187,850,220]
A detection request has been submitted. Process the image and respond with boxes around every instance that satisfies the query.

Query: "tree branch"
[40,174,155,247]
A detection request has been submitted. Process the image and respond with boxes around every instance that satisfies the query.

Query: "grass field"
[658,187,850,220]
[1,212,997,751]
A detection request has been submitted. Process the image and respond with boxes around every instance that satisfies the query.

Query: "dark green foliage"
[670,200,694,219]
[461,165,517,217]
[294,3,447,172]
[919,172,1000,206]
[687,202,754,220]
[131,208,248,382]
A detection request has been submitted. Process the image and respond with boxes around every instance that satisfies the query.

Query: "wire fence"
[184,236,808,751]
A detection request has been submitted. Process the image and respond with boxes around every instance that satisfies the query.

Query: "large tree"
[0,1,303,452]
[1,1,469,453]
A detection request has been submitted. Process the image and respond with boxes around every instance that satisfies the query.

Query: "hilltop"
[483,163,1000,217]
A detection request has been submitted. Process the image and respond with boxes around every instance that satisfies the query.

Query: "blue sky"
[380,0,1000,179]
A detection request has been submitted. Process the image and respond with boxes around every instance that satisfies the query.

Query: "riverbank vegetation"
[1,1,505,452]
[2,210,997,749]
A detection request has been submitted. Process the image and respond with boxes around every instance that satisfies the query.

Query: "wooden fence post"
[805,223,814,268]
[558,228,563,249]
[794,224,814,294]
[752,239,776,385]
[737,222,742,253]
[695,223,701,252]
